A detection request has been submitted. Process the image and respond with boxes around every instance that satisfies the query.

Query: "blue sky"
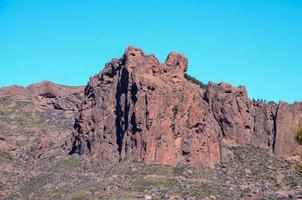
[0,0,301,103]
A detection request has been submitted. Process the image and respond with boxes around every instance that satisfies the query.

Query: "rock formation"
[1,47,302,199]
[70,47,302,168]
[0,81,84,112]
[275,102,302,156]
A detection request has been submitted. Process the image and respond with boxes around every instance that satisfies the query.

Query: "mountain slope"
[0,47,301,199]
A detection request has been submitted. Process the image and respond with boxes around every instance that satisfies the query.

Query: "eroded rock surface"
[0,81,84,112]
[71,47,302,167]
[275,102,302,156]
[70,47,221,167]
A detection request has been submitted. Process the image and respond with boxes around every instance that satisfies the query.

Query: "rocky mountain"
[70,46,302,168]
[0,47,301,199]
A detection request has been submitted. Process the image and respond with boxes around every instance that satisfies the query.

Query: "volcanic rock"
[275,102,302,156]
[0,81,84,112]
[70,47,302,167]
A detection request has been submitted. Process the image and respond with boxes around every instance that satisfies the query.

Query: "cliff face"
[70,47,302,167]
[275,102,302,156]
[206,82,278,150]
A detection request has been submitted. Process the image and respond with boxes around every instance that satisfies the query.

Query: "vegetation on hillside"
[295,129,302,145]
[295,129,302,173]
[1,97,302,199]
[6,145,301,199]
[184,73,208,89]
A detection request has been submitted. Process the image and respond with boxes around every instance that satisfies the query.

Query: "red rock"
[0,81,84,112]
[71,47,221,167]
[275,102,302,156]
[60,47,302,167]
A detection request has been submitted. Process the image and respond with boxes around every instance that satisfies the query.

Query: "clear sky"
[0,0,301,103]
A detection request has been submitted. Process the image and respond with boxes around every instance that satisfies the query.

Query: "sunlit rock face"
[70,46,302,168]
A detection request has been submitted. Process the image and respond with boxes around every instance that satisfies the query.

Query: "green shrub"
[295,163,302,173]
[0,98,13,106]
[0,150,12,164]
[0,150,12,160]
[132,176,178,192]
[50,156,81,172]
[295,129,302,173]
[184,73,208,89]
[65,191,93,200]
[295,129,302,145]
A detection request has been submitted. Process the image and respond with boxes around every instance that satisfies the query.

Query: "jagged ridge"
[70,46,302,168]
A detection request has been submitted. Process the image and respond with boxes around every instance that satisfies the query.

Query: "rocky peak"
[119,46,160,73]
[123,46,146,60]
[71,47,302,168]
[117,47,188,78]
[165,51,188,73]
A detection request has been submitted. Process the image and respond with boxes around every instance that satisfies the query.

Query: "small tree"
[295,129,302,173]
[295,129,302,145]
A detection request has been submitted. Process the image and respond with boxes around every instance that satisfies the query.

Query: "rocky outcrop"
[206,82,302,157]
[70,47,222,167]
[0,81,84,112]
[275,102,302,156]
[206,82,278,151]
[70,47,302,168]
